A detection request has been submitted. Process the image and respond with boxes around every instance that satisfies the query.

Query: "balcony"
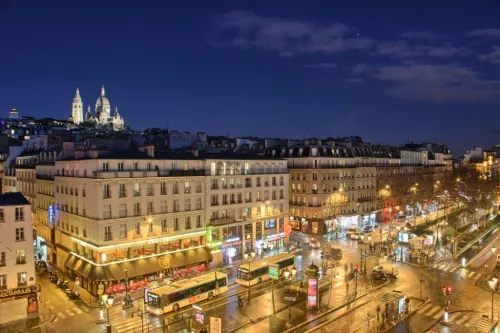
[16,258,26,265]
[208,216,236,226]
[36,174,55,181]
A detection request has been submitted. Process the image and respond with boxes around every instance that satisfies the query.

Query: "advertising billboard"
[307,278,318,308]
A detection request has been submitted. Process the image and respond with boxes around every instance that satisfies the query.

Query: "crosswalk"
[429,262,482,281]
[106,306,163,333]
[52,304,91,321]
[416,303,479,328]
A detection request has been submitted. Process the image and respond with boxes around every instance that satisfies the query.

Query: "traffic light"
[354,265,358,273]
[446,286,452,295]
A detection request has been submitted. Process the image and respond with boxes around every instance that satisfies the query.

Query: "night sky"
[1,1,500,155]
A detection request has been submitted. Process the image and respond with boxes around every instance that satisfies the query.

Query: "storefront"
[263,232,285,250]
[221,237,242,264]
[335,215,360,230]
[64,247,213,296]
[360,213,377,227]
[289,216,309,233]
[35,236,48,262]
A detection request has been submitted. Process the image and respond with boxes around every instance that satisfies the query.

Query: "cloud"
[466,29,500,38]
[376,41,423,58]
[478,45,500,64]
[212,10,373,56]
[414,44,463,58]
[352,63,371,75]
[375,63,500,102]
[400,30,446,40]
[302,63,337,69]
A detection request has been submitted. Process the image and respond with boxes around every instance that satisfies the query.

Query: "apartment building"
[204,154,289,265]
[0,193,39,325]
[54,147,210,295]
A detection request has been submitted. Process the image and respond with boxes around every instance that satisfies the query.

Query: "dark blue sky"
[1,1,500,155]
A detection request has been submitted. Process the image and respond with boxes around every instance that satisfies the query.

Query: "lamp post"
[101,294,114,333]
[243,249,256,302]
[284,266,297,327]
[489,277,498,320]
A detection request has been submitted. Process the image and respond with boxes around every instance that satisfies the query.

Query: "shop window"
[264,220,276,230]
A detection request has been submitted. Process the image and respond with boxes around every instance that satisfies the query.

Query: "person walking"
[376,305,381,321]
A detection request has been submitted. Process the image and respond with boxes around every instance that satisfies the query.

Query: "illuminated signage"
[307,279,318,308]
[48,206,54,224]
[225,237,240,243]
[0,284,41,300]
[208,241,222,247]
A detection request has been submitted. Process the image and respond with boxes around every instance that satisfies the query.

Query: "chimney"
[138,145,155,157]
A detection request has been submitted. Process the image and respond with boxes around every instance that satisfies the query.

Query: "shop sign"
[0,284,41,300]
[269,264,279,280]
[208,241,222,247]
[158,256,171,269]
[225,237,240,243]
[195,311,205,324]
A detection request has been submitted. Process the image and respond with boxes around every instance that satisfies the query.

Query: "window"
[104,226,112,240]
[196,198,202,210]
[160,201,167,213]
[133,183,140,196]
[17,272,27,287]
[103,205,111,219]
[147,163,152,171]
[0,209,4,222]
[120,224,127,238]
[147,202,154,215]
[161,219,168,233]
[118,162,124,171]
[0,275,6,290]
[119,184,126,197]
[211,195,218,206]
[102,162,109,171]
[134,202,141,216]
[134,162,138,171]
[184,181,190,194]
[173,182,179,194]
[15,227,24,241]
[185,198,191,211]
[147,183,154,196]
[103,184,111,198]
[196,181,202,193]
[280,189,284,199]
[174,218,179,231]
[15,207,24,221]
[16,249,26,264]
[83,228,87,237]
[196,215,202,228]
[135,222,141,235]
[149,222,155,234]
[119,204,127,218]
[173,200,179,212]
[185,217,191,230]
[82,188,86,197]
[0,252,5,266]
[160,182,167,195]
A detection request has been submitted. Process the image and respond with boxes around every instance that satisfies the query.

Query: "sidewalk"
[0,296,56,333]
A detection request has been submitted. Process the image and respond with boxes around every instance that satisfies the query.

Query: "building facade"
[0,193,39,326]
[204,155,289,265]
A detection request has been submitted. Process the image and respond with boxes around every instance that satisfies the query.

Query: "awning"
[65,247,213,282]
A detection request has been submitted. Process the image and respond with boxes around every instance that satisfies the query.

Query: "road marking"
[73,307,83,314]
[449,267,459,273]
[65,309,75,316]
[57,312,67,319]
[438,264,447,269]
[432,310,444,319]
[467,272,476,278]
[456,314,470,325]
[418,303,434,313]
[425,305,441,317]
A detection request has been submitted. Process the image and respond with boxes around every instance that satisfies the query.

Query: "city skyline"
[2,1,500,155]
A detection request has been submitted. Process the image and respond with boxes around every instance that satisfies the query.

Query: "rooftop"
[0,192,30,206]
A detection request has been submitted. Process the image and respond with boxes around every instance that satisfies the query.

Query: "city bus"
[146,272,228,314]
[236,252,295,287]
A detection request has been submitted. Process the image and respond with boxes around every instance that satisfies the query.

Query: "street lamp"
[101,294,114,333]
[489,277,498,320]
[284,267,297,327]
[243,249,256,301]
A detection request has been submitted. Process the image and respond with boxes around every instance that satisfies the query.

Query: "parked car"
[350,232,362,240]
[346,228,357,236]
[309,238,321,249]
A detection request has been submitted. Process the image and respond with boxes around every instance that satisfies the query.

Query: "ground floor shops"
[289,212,378,236]
[208,217,287,265]
[61,246,213,297]
[0,284,41,326]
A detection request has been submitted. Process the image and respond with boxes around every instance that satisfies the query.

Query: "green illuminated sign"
[269,264,279,280]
